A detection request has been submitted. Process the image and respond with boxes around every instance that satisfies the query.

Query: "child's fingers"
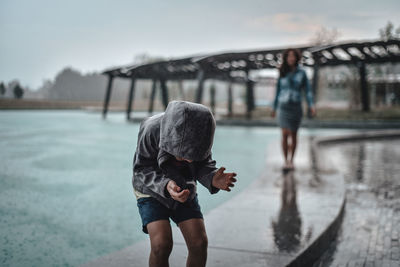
[182,189,189,197]
[225,175,237,183]
[168,181,180,192]
[170,185,180,192]
[169,187,184,198]
[216,167,226,175]
[169,190,179,198]
[175,189,189,198]
[176,190,189,202]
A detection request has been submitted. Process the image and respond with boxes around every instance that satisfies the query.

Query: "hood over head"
[160,101,216,161]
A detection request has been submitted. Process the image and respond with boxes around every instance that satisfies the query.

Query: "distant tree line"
[0,81,24,99]
[19,53,167,102]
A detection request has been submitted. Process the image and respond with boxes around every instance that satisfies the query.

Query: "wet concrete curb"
[312,129,400,145]
[286,129,400,267]
[285,197,346,267]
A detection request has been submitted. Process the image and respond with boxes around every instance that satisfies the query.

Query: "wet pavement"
[313,139,400,267]
[82,137,346,267]
[3,111,398,266]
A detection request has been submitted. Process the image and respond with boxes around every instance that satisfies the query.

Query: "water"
[0,110,279,266]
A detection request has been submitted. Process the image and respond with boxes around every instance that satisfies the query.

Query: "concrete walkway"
[81,137,346,267]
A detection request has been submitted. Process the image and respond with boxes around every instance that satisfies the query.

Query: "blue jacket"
[273,66,314,111]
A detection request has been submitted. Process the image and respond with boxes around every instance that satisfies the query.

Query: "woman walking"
[272,49,316,170]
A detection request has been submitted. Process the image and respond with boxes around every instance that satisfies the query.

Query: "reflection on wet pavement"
[313,139,400,267]
[272,170,313,253]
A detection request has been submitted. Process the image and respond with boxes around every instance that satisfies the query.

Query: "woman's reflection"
[271,169,302,253]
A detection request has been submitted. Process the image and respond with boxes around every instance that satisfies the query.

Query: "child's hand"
[212,167,237,192]
[167,180,190,203]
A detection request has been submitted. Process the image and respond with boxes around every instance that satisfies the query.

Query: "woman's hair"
[279,48,302,77]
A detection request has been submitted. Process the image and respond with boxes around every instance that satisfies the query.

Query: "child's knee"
[151,239,173,257]
[188,234,208,253]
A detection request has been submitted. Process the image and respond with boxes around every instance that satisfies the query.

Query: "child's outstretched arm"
[195,155,237,193]
[211,167,237,192]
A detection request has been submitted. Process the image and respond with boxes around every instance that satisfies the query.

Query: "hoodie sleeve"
[195,155,220,194]
[133,123,171,199]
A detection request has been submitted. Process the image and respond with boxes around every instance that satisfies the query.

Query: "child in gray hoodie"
[132,100,237,267]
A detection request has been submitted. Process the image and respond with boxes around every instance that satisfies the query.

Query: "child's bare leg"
[179,218,208,267]
[147,220,173,267]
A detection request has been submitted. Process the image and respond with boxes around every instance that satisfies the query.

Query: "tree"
[379,21,400,41]
[309,26,341,46]
[13,84,24,99]
[132,53,165,65]
[308,26,342,106]
[0,82,5,96]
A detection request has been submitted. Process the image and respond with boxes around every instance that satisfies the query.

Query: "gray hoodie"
[132,101,219,209]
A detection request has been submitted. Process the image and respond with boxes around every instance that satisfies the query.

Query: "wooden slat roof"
[102,39,400,81]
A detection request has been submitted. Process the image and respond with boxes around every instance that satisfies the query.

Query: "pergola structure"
[102,39,400,120]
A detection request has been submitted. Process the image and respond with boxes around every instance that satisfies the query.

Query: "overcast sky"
[1,0,399,89]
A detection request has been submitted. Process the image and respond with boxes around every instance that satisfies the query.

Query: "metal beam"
[358,61,370,112]
[245,71,255,119]
[102,74,114,119]
[210,83,216,114]
[177,80,185,99]
[148,79,157,114]
[160,79,169,109]
[126,77,136,120]
[195,69,205,103]
[227,82,233,117]
[312,64,319,100]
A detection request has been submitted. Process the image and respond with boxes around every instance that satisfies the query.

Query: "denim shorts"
[137,195,203,234]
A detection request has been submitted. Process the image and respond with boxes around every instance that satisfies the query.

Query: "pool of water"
[0,110,353,266]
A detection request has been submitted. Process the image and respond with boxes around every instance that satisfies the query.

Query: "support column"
[196,69,205,103]
[245,71,255,119]
[160,79,169,109]
[358,61,370,112]
[177,80,185,100]
[102,74,114,119]
[312,64,319,100]
[126,77,136,120]
[148,79,157,114]
[210,83,216,114]
[227,82,233,117]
